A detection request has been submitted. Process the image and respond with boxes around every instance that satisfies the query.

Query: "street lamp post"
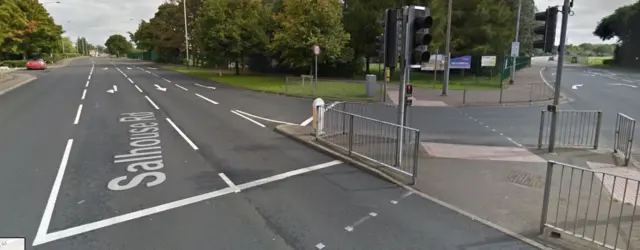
[511,0,523,84]
[183,0,189,67]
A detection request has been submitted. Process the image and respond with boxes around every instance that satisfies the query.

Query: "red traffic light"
[406,84,413,95]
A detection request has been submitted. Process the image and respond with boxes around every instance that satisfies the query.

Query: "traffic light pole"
[548,0,571,153]
[396,6,411,167]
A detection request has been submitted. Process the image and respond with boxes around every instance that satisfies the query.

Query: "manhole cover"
[505,171,543,188]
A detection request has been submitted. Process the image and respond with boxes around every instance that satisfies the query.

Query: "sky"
[43,0,636,47]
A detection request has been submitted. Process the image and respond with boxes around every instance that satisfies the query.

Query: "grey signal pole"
[548,0,571,152]
[442,0,452,96]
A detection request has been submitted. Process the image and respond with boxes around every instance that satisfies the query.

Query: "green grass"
[576,56,613,66]
[364,63,503,90]
[167,66,375,101]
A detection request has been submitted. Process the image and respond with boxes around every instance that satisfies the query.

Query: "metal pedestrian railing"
[614,113,636,166]
[538,110,603,149]
[317,107,420,184]
[540,161,640,250]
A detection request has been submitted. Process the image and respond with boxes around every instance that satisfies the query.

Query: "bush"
[0,60,28,68]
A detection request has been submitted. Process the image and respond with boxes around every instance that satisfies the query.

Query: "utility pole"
[442,0,452,96]
[183,0,190,67]
[511,0,522,84]
[548,0,570,152]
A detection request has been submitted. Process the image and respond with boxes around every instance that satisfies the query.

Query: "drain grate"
[505,171,544,188]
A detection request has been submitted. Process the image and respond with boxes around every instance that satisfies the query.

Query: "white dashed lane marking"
[459,110,523,148]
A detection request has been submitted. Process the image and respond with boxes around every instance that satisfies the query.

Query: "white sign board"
[312,45,321,56]
[510,42,520,57]
[481,56,497,67]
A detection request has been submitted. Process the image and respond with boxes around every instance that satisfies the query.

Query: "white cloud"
[43,0,166,46]
[534,0,636,45]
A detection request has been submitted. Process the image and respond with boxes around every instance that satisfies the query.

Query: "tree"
[594,2,640,66]
[269,0,351,70]
[0,0,63,59]
[342,0,391,73]
[105,34,132,57]
[199,0,269,74]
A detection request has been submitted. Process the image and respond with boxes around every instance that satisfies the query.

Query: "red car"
[26,59,47,70]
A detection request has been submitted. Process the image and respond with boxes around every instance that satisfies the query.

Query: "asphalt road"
[540,64,640,152]
[0,57,536,249]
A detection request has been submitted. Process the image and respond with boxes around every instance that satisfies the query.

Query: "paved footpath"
[385,66,553,107]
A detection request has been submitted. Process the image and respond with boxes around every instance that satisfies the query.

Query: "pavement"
[384,65,553,107]
[0,57,543,249]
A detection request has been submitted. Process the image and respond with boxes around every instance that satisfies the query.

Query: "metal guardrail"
[538,110,602,149]
[540,161,640,250]
[614,113,636,166]
[317,107,420,184]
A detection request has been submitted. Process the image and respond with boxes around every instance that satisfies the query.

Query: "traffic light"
[409,7,433,65]
[384,9,399,68]
[533,6,559,53]
[405,84,413,106]
[376,34,385,60]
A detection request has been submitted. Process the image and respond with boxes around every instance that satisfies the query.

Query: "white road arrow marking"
[571,84,583,90]
[106,89,114,94]
[103,67,108,70]
[148,67,157,70]
[154,84,167,91]
[126,67,132,70]
[195,83,216,90]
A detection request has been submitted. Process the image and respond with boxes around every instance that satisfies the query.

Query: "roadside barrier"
[540,161,640,250]
[538,110,602,149]
[317,106,420,184]
[614,113,636,166]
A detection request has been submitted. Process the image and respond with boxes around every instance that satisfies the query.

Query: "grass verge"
[166,66,376,101]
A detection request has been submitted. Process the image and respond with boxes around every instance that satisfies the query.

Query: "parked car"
[26,59,47,70]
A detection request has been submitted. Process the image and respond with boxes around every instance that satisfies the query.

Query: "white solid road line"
[73,104,83,125]
[300,117,313,126]
[144,96,160,110]
[81,89,86,100]
[231,110,265,128]
[135,85,143,93]
[165,118,199,150]
[32,160,342,246]
[218,173,240,193]
[234,110,296,125]
[195,93,219,104]
[175,84,188,91]
[33,139,74,246]
[195,83,216,90]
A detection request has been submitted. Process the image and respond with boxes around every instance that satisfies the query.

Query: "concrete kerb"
[539,66,573,105]
[274,124,552,250]
[0,74,37,96]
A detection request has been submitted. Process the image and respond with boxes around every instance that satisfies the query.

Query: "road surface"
[0,58,536,249]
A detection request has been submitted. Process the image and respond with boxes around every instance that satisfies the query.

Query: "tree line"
[0,0,65,61]
[127,0,537,76]
[594,1,640,67]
